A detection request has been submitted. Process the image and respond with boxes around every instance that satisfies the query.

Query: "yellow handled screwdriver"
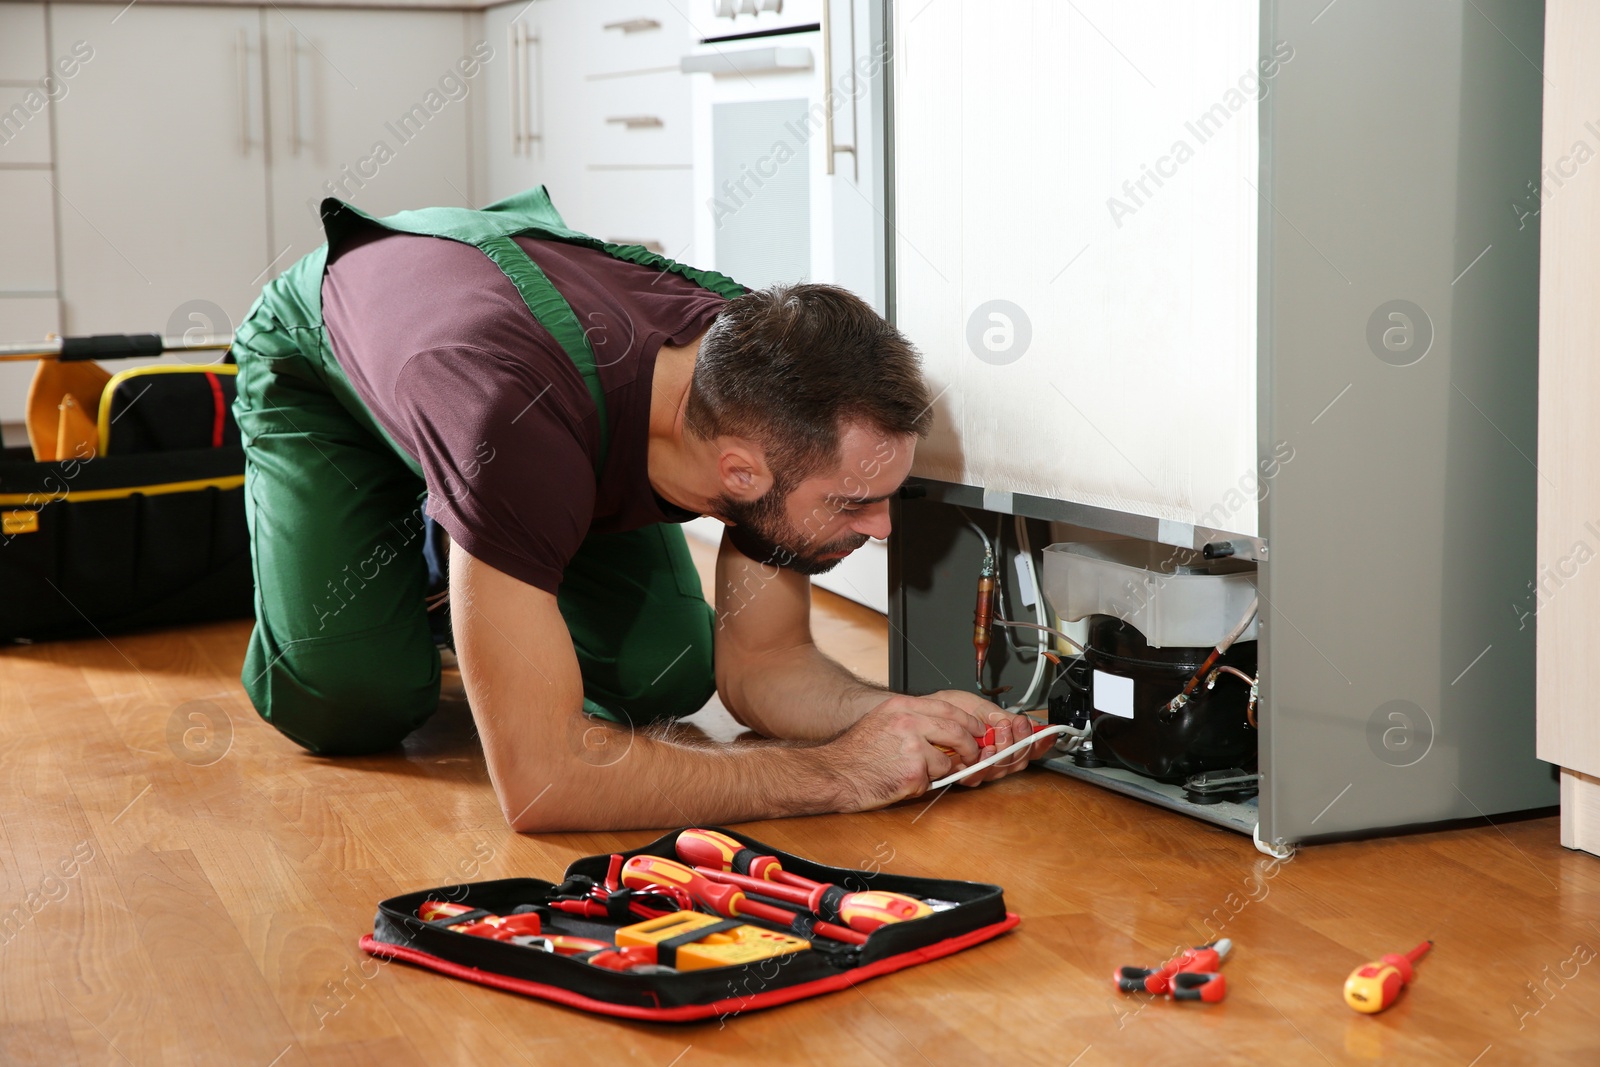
[1344,940,1432,1013]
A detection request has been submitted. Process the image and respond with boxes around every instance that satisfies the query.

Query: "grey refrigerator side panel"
[1258,0,1556,843]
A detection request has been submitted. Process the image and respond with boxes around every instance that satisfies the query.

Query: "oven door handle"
[679,46,813,77]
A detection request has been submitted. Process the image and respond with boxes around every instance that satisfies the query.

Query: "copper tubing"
[1163,597,1260,716]
[973,572,995,683]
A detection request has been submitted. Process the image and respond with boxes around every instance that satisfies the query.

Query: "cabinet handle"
[286,30,302,157]
[507,21,522,154]
[523,23,542,149]
[605,115,664,129]
[821,0,856,178]
[236,29,252,157]
[603,18,662,33]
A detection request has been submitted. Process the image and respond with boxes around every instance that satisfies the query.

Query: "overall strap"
[476,233,611,471]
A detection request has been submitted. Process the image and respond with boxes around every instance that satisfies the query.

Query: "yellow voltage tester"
[615,911,809,971]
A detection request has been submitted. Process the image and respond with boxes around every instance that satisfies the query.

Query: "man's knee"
[244,623,440,755]
[607,607,716,723]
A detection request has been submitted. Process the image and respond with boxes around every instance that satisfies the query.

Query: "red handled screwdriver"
[621,855,867,945]
[694,866,932,933]
[675,828,785,881]
[676,829,935,932]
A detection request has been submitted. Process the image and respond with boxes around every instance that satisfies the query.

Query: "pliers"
[1115,938,1231,1003]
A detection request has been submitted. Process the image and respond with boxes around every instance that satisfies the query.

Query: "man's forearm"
[500,726,844,832]
[718,643,887,741]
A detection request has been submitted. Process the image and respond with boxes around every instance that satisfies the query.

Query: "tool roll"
[0,333,252,642]
[361,827,1019,1022]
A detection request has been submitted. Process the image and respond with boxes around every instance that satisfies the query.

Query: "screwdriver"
[675,828,786,881]
[936,725,996,761]
[620,855,867,945]
[675,830,936,931]
[694,866,932,933]
[1344,940,1432,1014]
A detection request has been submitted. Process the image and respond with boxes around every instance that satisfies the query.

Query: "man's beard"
[714,486,869,575]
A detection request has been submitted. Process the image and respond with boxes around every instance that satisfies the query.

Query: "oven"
[679,0,884,313]
[678,0,890,612]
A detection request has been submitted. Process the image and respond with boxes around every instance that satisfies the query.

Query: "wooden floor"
[3,539,1599,1066]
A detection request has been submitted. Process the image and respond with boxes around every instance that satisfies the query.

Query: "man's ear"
[716,437,774,501]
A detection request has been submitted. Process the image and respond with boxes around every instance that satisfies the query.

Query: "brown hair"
[685,283,933,489]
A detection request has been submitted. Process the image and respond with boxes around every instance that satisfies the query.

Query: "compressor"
[1041,541,1259,784]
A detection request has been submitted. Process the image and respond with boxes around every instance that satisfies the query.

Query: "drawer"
[0,170,57,293]
[581,0,694,76]
[0,3,47,81]
[0,295,60,426]
[0,0,54,166]
[0,108,52,166]
[584,68,693,167]
[577,167,695,263]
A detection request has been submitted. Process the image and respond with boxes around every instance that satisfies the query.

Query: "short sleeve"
[391,346,597,594]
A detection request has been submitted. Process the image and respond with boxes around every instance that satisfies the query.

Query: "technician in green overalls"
[233,189,1054,831]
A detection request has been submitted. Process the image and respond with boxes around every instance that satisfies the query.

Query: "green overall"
[232,188,743,755]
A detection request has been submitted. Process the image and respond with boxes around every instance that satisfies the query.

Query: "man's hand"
[821,694,986,812]
[921,690,1060,788]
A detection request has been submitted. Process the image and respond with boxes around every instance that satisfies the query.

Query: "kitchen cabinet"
[262,7,476,274]
[0,1,62,428]
[482,0,696,254]
[49,3,275,339]
[0,0,53,167]
[481,0,589,218]
[1536,0,1600,858]
[47,3,473,340]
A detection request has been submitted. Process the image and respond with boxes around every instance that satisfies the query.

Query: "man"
[232,188,1054,831]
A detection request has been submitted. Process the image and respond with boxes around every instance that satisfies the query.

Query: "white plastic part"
[1253,821,1295,860]
[1014,552,1039,609]
[1042,541,1259,649]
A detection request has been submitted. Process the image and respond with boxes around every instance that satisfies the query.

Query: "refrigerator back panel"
[892,0,1262,535]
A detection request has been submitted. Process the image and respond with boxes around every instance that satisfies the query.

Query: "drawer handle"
[606,115,665,129]
[603,18,662,33]
[606,239,666,254]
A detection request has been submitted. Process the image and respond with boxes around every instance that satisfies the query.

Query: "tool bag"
[360,827,1019,1022]
[0,333,252,642]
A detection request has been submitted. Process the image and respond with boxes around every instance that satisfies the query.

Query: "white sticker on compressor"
[1092,671,1135,719]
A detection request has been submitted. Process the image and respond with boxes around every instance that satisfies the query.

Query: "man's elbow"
[498,772,573,832]
[503,799,566,833]
[717,690,752,731]
[716,666,773,735]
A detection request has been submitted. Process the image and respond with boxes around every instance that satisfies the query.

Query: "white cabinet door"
[481,0,533,203]
[0,1,55,167]
[262,8,477,273]
[49,4,272,337]
[579,168,694,259]
[482,0,588,212]
[0,170,56,296]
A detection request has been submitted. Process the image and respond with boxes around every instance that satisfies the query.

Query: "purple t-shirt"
[321,230,729,594]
